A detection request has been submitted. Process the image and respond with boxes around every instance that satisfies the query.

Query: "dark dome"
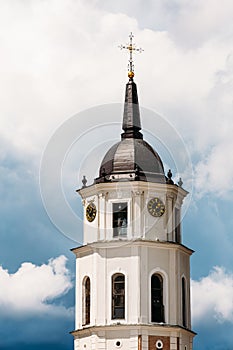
[95,138,165,184]
[94,78,166,184]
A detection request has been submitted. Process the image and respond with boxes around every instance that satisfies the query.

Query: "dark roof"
[122,79,142,139]
[95,78,166,184]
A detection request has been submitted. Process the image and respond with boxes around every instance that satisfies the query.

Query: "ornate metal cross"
[119,32,144,79]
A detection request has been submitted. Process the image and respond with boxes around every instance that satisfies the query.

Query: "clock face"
[147,197,165,217]
[86,202,97,222]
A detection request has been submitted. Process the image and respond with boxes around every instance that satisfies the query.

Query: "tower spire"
[120,33,144,139]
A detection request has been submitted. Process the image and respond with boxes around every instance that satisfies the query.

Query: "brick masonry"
[148,335,170,350]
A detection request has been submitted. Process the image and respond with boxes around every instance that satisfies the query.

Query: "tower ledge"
[71,323,197,337]
[71,239,194,257]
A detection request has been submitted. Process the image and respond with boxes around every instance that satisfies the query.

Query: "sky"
[0,0,233,349]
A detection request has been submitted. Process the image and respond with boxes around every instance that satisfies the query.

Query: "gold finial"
[119,32,144,79]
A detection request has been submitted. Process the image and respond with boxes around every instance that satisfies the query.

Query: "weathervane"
[119,32,144,80]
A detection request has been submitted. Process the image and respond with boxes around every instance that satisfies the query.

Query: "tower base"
[71,324,196,350]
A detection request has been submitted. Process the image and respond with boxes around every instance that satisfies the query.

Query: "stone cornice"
[71,239,194,257]
[77,181,188,199]
[70,323,196,337]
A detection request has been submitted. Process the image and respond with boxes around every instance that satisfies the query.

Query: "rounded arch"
[82,276,91,325]
[111,272,125,320]
[149,268,168,323]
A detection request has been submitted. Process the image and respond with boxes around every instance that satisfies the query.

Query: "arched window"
[151,274,164,322]
[182,277,187,327]
[112,273,125,319]
[82,276,90,325]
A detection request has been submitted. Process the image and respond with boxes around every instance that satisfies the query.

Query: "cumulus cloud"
[192,53,233,198]
[0,0,135,154]
[194,138,233,199]
[191,266,233,323]
[0,255,73,315]
[96,0,233,48]
[0,0,232,200]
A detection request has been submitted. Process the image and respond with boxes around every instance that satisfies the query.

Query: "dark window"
[175,208,181,243]
[151,274,164,323]
[112,273,125,319]
[177,337,180,350]
[83,277,90,325]
[182,277,187,327]
[113,202,127,237]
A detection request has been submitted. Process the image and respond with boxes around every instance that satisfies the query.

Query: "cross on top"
[119,32,144,80]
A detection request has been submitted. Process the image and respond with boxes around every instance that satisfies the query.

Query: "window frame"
[181,276,187,328]
[175,207,181,243]
[149,268,168,324]
[151,273,165,323]
[112,202,128,238]
[111,273,126,320]
[108,199,131,239]
[82,276,91,326]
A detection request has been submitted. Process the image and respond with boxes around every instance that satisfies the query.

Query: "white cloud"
[191,266,233,323]
[94,0,233,47]
[0,255,73,315]
[194,138,233,199]
[192,53,233,198]
[0,0,135,153]
[165,0,233,48]
[0,0,232,199]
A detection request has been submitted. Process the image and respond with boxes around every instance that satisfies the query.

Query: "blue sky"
[1,1,233,349]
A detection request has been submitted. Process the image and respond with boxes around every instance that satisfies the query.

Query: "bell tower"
[71,34,195,350]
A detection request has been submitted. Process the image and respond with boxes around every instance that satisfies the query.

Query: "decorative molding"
[166,194,175,201]
[132,190,144,196]
[99,192,109,200]
[87,197,96,204]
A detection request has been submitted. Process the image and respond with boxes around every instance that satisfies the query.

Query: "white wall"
[75,243,192,329]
